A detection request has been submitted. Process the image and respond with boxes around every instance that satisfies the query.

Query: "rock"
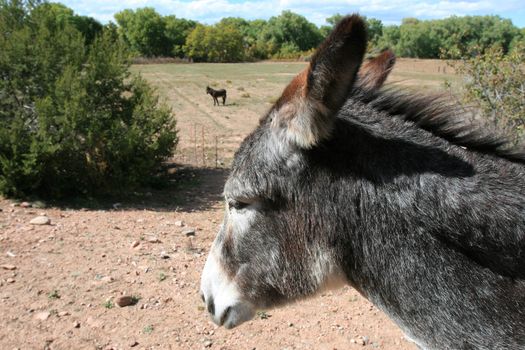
[203,340,213,348]
[6,251,16,258]
[6,278,15,283]
[174,220,184,227]
[58,311,70,317]
[73,321,81,328]
[130,241,140,249]
[101,276,114,283]
[1,265,16,271]
[20,202,32,208]
[129,341,139,348]
[35,311,51,321]
[116,296,135,307]
[182,228,195,237]
[30,216,51,225]
[159,251,170,259]
[146,236,160,243]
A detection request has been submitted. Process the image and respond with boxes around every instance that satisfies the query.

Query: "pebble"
[159,251,170,259]
[101,276,114,283]
[58,311,70,317]
[35,311,51,321]
[130,241,140,249]
[30,216,51,225]
[6,251,16,257]
[129,340,139,348]
[147,236,160,243]
[174,220,184,227]
[203,340,213,348]
[20,202,32,208]
[116,296,135,307]
[73,321,80,328]
[1,265,16,271]
[6,278,15,283]
[182,228,195,237]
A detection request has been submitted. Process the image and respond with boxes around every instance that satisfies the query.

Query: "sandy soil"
[0,61,432,350]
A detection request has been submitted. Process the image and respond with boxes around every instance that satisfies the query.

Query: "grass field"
[133,59,460,167]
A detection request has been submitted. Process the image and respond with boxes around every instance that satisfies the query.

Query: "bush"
[453,44,525,144]
[0,1,178,198]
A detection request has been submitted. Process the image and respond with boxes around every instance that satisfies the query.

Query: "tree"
[0,1,178,197]
[259,10,322,56]
[453,44,525,143]
[164,15,197,57]
[114,7,169,57]
[184,22,244,62]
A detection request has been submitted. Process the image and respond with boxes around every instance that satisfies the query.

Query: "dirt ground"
[0,60,450,350]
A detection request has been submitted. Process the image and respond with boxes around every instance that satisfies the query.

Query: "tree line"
[112,7,525,62]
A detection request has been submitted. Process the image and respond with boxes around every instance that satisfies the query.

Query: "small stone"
[174,220,184,227]
[1,265,16,271]
[101,276,114,283]
[35,311,51,321]
[6,251,16,258]
[20,202,32,208]
[182,228,195,237]
[6,278,15,283]
[147,236,160,243]
[116,296,135,307]
[131,241,140,249]
[129,341,139,348]
[73,321,80,328]
[203,340,213,348]
[159,251,170,259]
[30,216,51,225]
[58,311,70,317]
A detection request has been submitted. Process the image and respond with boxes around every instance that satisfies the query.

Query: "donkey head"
[200,15,392,329]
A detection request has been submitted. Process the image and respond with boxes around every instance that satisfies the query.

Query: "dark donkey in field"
[200,15,525,350]
[206,86,227,106]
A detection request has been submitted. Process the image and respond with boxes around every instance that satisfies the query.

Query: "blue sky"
[60,0,525,28]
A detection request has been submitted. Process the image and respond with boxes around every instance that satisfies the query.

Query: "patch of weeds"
[210,82,219,87]
[143,324,154,334]
[256,311,271,320]
[226,80,232,84]
[197,305,205,311]
[48,290,60,300]
[103,300,114,309]
[237,86,245,91]
[158,272,167,282]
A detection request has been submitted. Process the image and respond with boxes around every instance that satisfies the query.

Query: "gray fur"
[201,15,525,350]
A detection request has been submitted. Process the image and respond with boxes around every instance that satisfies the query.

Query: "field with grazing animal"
[2,51,504,350]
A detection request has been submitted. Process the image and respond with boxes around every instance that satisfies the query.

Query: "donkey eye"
[228,199,250,210]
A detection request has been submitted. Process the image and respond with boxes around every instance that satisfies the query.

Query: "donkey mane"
[357,87,525,164]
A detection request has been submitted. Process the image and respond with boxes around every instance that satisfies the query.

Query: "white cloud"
[60,0,525,26]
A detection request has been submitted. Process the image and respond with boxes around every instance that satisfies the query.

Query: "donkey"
[206,86,227,106]
[200,15,525,350]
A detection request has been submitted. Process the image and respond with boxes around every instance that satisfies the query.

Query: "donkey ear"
[358,49,396,90]
[272,15,367,148]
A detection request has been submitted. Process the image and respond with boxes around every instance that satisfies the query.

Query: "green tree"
[259,10,322,56]
[0,1,178,197]
[114,7,169,57]
[164,15,197,57]
[184,23,244,62]
[453,44,525,143]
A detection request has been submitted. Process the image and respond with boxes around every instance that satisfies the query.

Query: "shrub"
[0,1,178,198]
[453,44,525,144]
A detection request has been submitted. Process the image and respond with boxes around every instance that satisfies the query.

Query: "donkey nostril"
[219,306,232,326]
[207,297,215,316]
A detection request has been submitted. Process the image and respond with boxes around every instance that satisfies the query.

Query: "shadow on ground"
[39,165,229,213]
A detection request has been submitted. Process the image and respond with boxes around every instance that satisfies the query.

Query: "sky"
[60,0,525,28]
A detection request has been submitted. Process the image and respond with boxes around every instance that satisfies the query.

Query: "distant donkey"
[200,15,525,350]
[206,86,227,106]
